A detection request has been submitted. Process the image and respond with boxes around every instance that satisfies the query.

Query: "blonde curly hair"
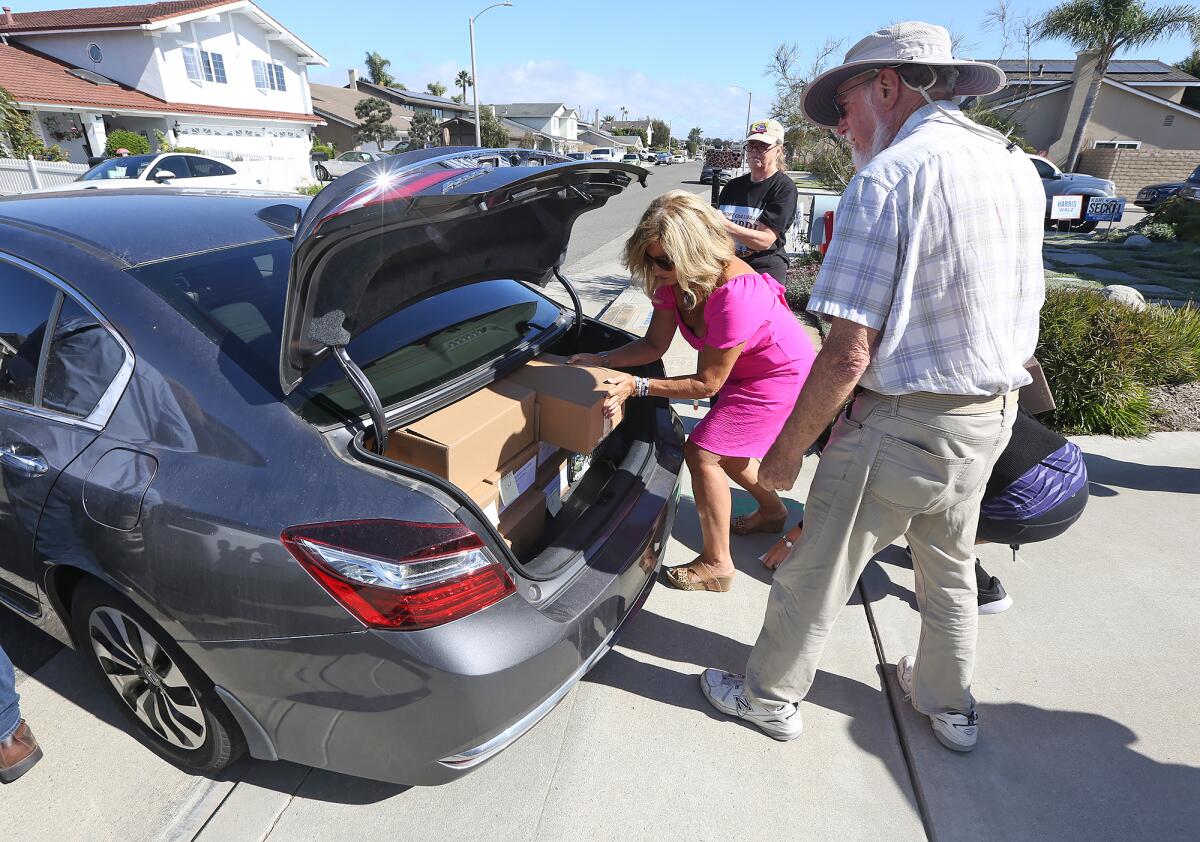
[624,190,735,305]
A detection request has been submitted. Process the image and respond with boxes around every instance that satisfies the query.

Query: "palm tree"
[364,51,394,87]
[455,70,473,105]
[426,81,447,97]
[619,106,629,121]
[1037,0,1200,169]
[602,114,615,124]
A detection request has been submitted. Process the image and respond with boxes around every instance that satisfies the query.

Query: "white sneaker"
[699,668,803,741]
[895,655,978,752]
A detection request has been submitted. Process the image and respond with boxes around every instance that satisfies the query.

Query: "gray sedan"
[0,149,682,785]
[314,150,387,181]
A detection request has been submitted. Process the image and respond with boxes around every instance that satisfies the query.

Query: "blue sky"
[65,1,1200,138]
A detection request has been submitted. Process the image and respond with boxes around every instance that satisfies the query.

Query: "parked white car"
[314,150,387,181]
[671,152,687,164]
[30,152,256,193]
[589,147,619,162]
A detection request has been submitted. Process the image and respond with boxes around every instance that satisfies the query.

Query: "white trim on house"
[12,99,315,125]
[1135,81,1200,87]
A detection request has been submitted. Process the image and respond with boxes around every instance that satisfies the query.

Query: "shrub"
[783,250,823,312]
[1036,289,1200,436]
[172,146,202,154]
[296,182,324,195]
[1141,222,1177,242]
[1151,196,1200,243]
[104,129,150,156]
[311,141,336,160]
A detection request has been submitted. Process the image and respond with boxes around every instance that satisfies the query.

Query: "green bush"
[172,146,202,154]
[1151,197,1200,243]
[783,250,824,312]
[1141,222,1177,242]
[104,129,150,156]
[1036,289,1200,436]
[311,141,336,160]
[296,182,324,195]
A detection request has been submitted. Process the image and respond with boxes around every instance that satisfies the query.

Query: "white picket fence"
[0,156,88,194]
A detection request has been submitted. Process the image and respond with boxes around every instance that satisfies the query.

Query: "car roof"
[0,188,308,268]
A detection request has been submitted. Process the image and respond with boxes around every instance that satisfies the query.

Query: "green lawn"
[1042,236,1200,301]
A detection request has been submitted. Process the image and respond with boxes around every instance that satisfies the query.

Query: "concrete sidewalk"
[4,285,1198,842]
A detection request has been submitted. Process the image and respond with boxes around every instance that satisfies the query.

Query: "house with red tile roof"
[0,1,326,183]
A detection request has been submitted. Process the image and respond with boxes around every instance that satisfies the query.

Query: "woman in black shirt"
[716,118,797,284]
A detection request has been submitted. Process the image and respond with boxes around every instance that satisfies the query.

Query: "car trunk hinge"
[332,346,389,455]
[552,267,584,341]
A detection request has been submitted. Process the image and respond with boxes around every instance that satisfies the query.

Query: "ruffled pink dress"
[653,273,816,458]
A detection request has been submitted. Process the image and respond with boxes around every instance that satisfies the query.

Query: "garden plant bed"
[1042,239,1200,305]
[1151,381,1200,432]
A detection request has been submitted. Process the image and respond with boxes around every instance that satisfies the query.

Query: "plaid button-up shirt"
[808,102,1045,396]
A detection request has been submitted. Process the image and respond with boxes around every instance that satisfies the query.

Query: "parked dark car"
[1136,165,1200,210]
[0,148,683,786]
[1027,153,1117,233]
[700,162,733,186]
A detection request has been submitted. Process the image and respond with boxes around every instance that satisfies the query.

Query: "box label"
[481,499,500,527]
[537,441,558,466]
[545,479,563,516]
[499,453,539,508]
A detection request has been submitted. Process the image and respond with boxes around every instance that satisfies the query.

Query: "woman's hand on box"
[567,353,604,367]
[602,372,636,418]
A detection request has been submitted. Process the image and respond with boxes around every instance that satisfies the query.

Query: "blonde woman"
[569,191,816,592]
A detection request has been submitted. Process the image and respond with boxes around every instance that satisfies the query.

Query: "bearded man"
[699,21,1046,752]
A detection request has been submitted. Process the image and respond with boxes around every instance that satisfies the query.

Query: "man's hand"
[758,441,805,491]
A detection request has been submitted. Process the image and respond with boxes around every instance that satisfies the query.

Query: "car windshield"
[128,238,563,425]
[78,155,156,181]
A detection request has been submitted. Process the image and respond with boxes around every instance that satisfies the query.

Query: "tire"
[1070,219,1098,233]
[315,165,329,181]
[70,578,245,774]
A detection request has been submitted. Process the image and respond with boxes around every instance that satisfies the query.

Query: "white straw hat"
[802,21,1006,128]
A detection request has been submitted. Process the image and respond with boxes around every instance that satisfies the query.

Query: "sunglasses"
[646,253,674,271]
[833,68,889,119]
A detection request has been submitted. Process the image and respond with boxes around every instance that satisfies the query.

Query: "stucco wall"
[1084,85,1200,150]
[998,89,1067,154]
[22,31,164,99]
[1077,147,1200,197]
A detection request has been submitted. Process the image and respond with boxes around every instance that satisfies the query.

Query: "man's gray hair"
[897,64,960,99]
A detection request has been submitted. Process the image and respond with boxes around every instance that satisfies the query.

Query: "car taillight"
[281,520,515,631]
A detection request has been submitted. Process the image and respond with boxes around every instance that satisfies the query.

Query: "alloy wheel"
[87,606,208,750]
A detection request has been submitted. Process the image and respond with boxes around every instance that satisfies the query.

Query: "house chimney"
[348,68,358,91]
[2,8,14,26]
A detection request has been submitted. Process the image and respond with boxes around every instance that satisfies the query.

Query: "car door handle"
[0,444,48,477]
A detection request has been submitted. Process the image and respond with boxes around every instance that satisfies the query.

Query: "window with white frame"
[182,48,227,83]
[252,60,287,92]
[1092,140,1140,149]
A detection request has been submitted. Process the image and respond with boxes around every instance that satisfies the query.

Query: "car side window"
[42,298,127,419]
[338,152,357,161]
[1031,158,1054,179]
[150,155,193,179]
[0,262,58,407]
[188,158,236,178]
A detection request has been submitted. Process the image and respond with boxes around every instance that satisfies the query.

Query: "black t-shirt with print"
[717,170,798,282]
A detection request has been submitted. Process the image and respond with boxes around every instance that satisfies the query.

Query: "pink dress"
[653,273,816,458]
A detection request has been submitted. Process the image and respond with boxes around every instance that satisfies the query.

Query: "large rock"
[1124,234,1152,249]
[1100,285,1147,310]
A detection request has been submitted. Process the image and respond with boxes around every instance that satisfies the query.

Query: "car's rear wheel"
[70,579,245,774]
[1070,220,1098,233]
[315,165,329,181]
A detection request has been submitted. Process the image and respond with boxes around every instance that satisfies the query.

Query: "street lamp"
[730,84,752,142]
[469,2,512,147]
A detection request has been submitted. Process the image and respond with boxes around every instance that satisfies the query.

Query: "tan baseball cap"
[743,118,785,146]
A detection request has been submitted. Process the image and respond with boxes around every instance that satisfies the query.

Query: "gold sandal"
[730,511,788,536]
[663,559,735,592]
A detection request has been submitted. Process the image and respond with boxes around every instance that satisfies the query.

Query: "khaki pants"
[746,390,1018,715]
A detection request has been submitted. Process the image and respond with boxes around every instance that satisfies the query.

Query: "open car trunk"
[351,313,673,580]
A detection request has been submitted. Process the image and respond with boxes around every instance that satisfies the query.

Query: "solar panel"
[68,67,117,86]
[1109,61,1167,73]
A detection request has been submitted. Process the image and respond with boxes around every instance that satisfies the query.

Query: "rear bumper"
[179,411,683,786]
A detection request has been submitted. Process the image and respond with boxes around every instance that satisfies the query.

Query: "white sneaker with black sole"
[699,668,804,741]
[895,655,978,752]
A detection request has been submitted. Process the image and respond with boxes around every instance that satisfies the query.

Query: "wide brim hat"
[801,21,1006,128]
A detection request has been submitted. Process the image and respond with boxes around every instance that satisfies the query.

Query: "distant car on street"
[589,147,619,162]
[314,150,387,181]
[655,152,671,165]
[621,153,642,166]
[28,152,255,193]
[671,153,687,164]
[699,162,733,186]
[1027,154,1117,233]
[1135,165,1200,211]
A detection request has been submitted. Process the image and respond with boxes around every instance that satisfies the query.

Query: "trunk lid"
[279,147,646,395]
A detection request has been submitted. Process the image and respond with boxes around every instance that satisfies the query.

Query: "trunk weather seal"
[552,267,583,340]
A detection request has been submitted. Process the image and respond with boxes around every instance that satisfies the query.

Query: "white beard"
[850,95,894,170]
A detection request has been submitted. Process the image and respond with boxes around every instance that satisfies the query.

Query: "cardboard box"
[537,451,570,517]
[505,354,622,454]
[466,478,502,527]
[385,380,536,489]
[467,442,540,525]
[497,486,546,557]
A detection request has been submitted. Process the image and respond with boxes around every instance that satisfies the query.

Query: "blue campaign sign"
[1085,196,1126,222]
